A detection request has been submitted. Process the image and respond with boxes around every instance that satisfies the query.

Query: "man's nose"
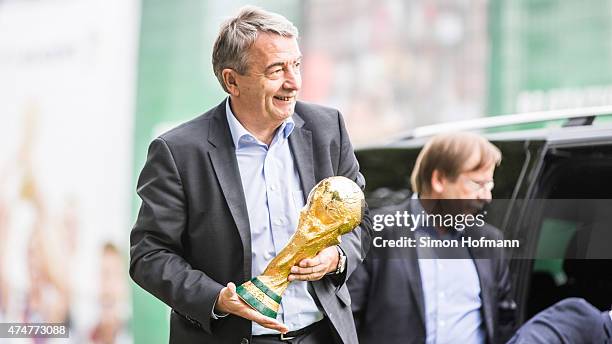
[283,67,301,90]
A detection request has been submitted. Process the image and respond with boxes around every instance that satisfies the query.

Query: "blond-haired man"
[349,132,516,344]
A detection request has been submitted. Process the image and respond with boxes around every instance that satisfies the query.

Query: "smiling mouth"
[273,95,294,102]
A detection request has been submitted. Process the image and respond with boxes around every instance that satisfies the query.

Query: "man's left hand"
[288,246,339,282]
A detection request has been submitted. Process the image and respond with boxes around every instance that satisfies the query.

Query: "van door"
[510,136,612,324]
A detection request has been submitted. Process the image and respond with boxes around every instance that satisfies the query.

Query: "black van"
[355,107,612,324]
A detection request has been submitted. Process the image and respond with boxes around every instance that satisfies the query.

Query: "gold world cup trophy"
[236,176,364,318]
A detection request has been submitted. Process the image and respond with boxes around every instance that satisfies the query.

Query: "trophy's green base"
[236,277,282,319]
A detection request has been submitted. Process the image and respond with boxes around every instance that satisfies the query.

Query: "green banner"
[489,0,612,116]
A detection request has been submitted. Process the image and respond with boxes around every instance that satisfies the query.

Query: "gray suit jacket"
[129,99,371,344]
[348,199,516,344]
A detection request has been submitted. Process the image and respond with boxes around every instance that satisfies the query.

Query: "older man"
[348,132,516,344]
[129,6,370,344]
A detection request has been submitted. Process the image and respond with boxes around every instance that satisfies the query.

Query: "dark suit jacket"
[507,298,612,344]
[129,99,372,344]
[348,199,516,344]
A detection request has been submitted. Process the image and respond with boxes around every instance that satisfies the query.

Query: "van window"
[356,139,533,210]
[526,144,612,318]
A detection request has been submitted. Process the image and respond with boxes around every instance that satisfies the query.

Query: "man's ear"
[431,169,445,194]
[222,69,240,96]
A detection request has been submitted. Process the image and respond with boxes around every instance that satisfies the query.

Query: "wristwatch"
[334,245,347,275]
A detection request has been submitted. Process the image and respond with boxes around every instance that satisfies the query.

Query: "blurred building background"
[1,0,612,343]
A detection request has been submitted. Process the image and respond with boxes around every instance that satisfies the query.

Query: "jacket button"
[241,339,249,344]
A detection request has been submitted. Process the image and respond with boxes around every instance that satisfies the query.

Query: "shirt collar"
[411,193,461,239]
[225,97,295,149]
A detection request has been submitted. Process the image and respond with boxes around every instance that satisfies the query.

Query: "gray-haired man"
[129,6,371,344]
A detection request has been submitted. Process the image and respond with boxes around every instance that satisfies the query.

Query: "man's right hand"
[215,282,289,334]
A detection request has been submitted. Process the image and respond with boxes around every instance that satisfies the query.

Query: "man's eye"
[272,68,283,74]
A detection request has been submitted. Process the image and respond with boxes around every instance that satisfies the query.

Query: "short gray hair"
[212,6,299,93]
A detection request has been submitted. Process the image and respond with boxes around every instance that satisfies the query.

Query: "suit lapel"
[403,238,427,329]
[402,200,427,328]
[207,102,252,280]
[288,112,316,200]
[467,230,494,342]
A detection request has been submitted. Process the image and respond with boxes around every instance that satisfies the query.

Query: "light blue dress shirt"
[226,99,324,335]
[412,195,486,344]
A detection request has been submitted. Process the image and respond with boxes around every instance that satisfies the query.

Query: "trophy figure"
[236,176,364,318]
